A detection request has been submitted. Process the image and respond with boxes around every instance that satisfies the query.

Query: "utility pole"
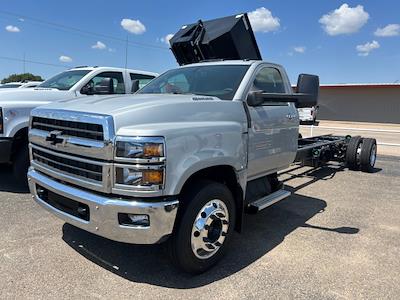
[125,35,129,69]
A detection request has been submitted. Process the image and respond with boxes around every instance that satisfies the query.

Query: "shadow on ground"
[62,165,360,288]
[0,166,29,193]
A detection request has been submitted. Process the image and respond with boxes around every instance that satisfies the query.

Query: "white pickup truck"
[0,81,43,89]
[0,66,157,180]
[298,106,319,124]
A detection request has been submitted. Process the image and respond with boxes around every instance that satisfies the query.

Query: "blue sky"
[0,0,399,84]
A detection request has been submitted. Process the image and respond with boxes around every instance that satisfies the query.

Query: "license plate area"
[36,184,90,221]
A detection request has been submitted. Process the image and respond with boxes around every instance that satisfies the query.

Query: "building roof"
[320,83,400,89]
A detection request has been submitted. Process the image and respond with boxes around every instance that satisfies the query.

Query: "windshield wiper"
[171,92,217,98]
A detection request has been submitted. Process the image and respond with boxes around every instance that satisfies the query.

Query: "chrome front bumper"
[28,168,179,244]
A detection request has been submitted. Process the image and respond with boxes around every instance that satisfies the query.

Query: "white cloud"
[248,7,280,33]
[294,46,306,54]
[319,4,369,36]
[5,25,20,33]
[91,41,107,50]
[59,55,73,63]
[374,24,400,37]
[18,18,25,22]
[121,18,146,35]
[356,40,380,57]
[108,48,116,53]
[160,33,174,46]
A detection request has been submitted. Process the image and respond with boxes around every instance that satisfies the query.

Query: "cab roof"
[179,59,283,70]
[67,66,158,77]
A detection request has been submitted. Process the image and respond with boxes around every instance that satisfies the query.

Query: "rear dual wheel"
[345,136,377,172]
[360,138,377,173]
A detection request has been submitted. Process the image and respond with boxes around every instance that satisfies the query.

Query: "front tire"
[13,146,29,183]
[168,180,236,274]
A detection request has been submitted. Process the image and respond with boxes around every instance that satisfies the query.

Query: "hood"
[0,88,73,107]
[34,93,247,134]
[0,88,20,92]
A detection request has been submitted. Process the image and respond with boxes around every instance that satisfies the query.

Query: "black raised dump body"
[170,13,261,65]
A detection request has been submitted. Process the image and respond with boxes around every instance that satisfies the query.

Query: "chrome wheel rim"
[191,199,229,259]
[370,144,377,167]
[356,143,362,165]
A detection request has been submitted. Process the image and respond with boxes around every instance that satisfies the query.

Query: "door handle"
[286,114,295,120]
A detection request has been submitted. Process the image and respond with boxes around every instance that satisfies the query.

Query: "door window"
[251,67,285,93]
[90,72,125,94]
[130,73,156,89]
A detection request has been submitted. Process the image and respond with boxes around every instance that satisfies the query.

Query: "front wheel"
[12,145,29,183]
[168,180,236,274]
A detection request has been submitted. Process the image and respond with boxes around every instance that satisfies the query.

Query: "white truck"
[0,66,157,180]
[0,81,43,89]
[298,106,319,124]
[28,14,377,274]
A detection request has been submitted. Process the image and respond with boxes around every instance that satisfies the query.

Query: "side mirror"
[131,79,140,93]
[81,83,93,95]
[296,74,319,108]
[246,91,264,106]
[93,78,114,94]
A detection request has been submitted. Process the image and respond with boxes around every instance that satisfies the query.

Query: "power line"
[0,10,169,51]
[0,55,71,68]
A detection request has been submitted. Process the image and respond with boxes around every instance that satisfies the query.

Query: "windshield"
[138,65,250,100]
[0,84,22,88]
[38,70,90,90]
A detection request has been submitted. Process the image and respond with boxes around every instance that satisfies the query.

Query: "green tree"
[1,73,44,84]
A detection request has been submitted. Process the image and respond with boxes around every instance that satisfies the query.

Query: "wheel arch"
[178,165,245,232]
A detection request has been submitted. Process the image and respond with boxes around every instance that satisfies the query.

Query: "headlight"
[114,136,165,190]
[115,136,165,161]
[0,108,3,134]
[115,167,164,186]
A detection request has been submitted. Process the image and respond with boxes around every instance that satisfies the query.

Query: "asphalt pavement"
[0,156,399,299]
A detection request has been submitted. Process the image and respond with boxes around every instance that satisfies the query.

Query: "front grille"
[32,148,103,182]
[31,116,104,141]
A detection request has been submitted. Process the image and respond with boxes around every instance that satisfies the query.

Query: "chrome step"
[248,189,291,212]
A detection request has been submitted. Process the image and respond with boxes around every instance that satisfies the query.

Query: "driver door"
[246,66,299,179]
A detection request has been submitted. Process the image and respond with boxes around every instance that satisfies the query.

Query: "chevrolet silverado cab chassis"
[27,14,377,273]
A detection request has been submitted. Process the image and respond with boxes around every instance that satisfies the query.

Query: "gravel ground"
[0,156,399,299]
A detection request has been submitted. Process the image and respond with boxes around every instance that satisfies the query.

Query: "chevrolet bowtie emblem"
[45,130,64,145]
